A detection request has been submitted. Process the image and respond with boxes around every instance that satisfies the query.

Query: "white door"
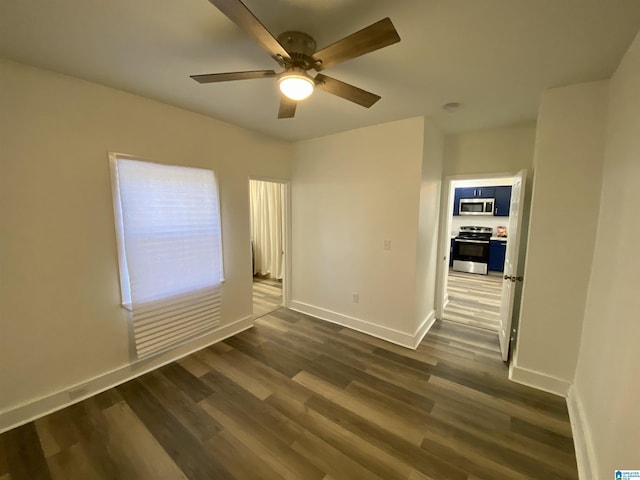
[498,170,527,361]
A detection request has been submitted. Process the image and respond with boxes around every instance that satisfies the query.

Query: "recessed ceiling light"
[443,102,461,113]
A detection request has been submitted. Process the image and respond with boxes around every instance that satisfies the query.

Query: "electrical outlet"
[384,239,391,250]
[352,292,359,303]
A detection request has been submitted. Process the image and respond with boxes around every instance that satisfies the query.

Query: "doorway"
[437,172,527,360]
[440,176,513,334]
[249,178,289,319]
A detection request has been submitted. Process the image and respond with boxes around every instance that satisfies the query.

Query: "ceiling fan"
[191,0,401,119]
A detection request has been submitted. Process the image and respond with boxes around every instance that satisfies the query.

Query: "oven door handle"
[455,239,489,244]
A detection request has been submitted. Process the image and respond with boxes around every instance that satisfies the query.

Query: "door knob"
[503,275,523,282]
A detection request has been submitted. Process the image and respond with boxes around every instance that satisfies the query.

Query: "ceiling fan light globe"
[278,74,314,101]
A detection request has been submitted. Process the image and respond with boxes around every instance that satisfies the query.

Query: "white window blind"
[110,155,223,358]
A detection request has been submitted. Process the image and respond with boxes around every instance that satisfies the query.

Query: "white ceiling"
[1,0,640,141]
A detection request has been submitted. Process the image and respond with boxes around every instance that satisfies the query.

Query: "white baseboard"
[413,310,436,349]
[443,293,450,310]
[567,386,596,479]
[0,315,253,434]
[508,361,571,397]
[438,294,450,319]
[289,301,435,350]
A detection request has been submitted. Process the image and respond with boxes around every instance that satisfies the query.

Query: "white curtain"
[250,180,284,279]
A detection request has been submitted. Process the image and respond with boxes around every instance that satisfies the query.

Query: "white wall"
[444,122,537,177]
[414,119,444,334]
[0,59,292,430]
[512,81,608,393]
[290,117,427,346]
[572,33,640,478]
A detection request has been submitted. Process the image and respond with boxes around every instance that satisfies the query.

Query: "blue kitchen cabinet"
[457,187,476,198]
[475,186,495,198]
[456,186,495,200]
[489,240,507,272]
[453,189,460,215]
[494,186,512,216]
[449,238,455,267]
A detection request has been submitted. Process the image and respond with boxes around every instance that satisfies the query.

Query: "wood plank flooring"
[253,276,282,319]
[0,310,578,480]
[443,270,503,331]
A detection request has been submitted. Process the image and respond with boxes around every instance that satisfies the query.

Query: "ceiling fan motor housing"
[277,31,318,69]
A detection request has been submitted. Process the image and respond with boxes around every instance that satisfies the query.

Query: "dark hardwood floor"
[0,309,578,480]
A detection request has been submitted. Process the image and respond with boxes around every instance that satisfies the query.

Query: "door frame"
[436,172,516,319]
[248,176,292,309]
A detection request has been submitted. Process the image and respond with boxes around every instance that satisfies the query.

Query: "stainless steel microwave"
[459,198,495,215]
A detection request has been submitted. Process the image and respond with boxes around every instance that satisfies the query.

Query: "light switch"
[352,292,359,303]
[384,239,391,250]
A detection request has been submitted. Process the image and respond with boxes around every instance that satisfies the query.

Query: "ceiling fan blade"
[314,74,381,108]
[278,96,297,119]
[208,0,290,62]
[190,70,277,83]
[313,17,400,71]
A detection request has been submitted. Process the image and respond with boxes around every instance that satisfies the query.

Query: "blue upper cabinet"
[456,186,495,199]
[457,187,476,199]
[494,186,512,216]
[475,186,495,198]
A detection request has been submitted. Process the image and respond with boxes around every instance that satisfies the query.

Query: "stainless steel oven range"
[452,226,493,275]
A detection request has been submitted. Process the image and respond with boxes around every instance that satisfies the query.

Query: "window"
[110,154,223,358]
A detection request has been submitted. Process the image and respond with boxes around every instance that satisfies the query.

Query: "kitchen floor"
[443,269,503,331]
[252,275,283,319]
